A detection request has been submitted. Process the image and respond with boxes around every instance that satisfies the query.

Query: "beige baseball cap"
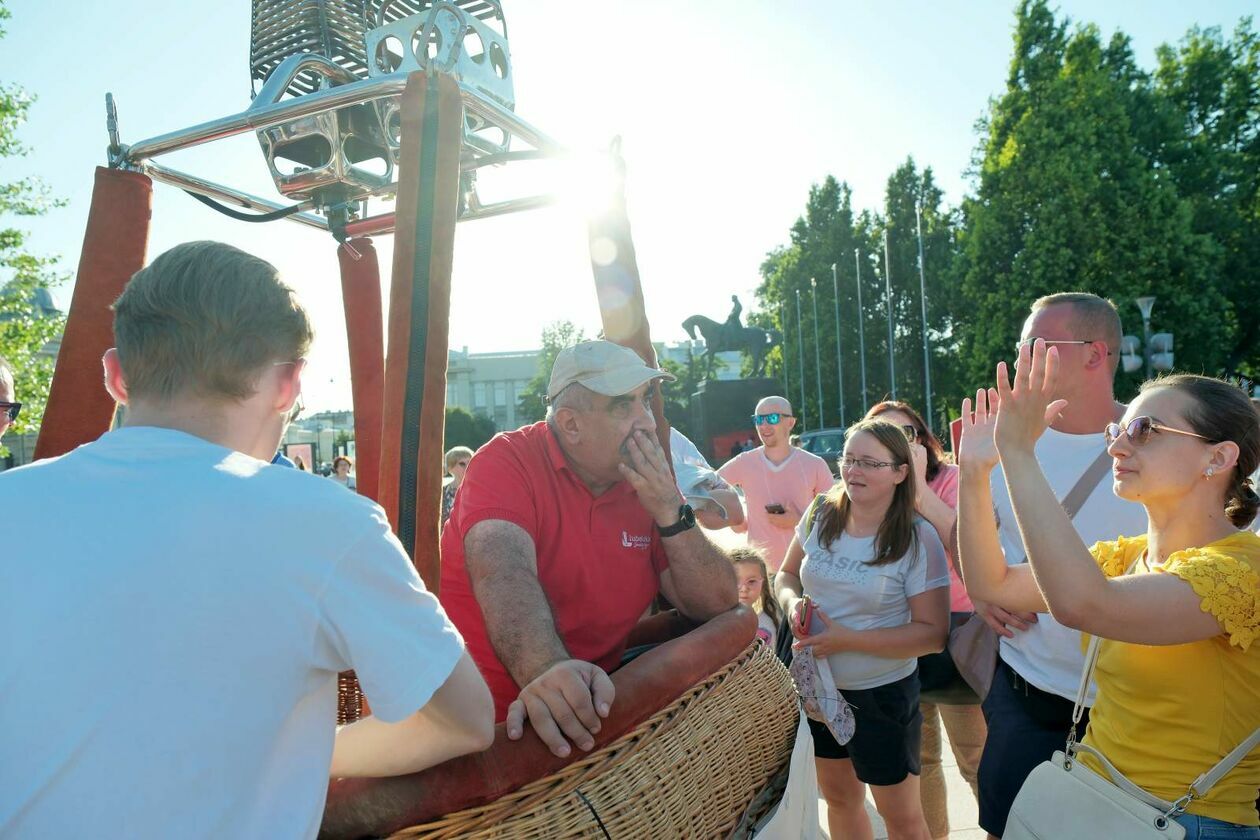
[547,340,675,401]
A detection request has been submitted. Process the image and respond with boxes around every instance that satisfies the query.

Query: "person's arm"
[957,387,1046,612]
[993,342,1224,645]
[622,430,738,619]
[775,535,806,623]
[330,651,492,777]
[464,519,614,758]
[913,452,957,550]
[696,486,745,529]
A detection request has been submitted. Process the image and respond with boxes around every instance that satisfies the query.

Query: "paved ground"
[818,726,987,839]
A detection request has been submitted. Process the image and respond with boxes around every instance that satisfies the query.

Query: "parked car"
[798,428,846,476]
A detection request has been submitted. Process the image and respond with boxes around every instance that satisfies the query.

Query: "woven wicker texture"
[387,642,797,839]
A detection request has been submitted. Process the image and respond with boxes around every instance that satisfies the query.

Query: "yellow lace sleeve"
[1162,549,1260,650]
[1089,535,1143,579]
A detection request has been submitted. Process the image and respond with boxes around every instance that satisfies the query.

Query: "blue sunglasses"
[752,412,793,426]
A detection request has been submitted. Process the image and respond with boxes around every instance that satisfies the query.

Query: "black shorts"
[808,670,923,786]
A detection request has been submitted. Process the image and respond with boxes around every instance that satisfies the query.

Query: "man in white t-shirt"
[973,292,1147,838]
[0,242,493,839]
[718,396,835,570]
[669,427,744,530]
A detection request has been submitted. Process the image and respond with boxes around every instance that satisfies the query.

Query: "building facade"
[446,347,539,431]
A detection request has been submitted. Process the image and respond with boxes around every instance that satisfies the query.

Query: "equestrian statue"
[682,295,782,379]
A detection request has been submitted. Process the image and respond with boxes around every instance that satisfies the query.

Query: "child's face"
[734,561,764,607]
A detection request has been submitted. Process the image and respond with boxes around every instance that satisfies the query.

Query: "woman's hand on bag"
[792,607,850,656]
[994,340,1069,459]
[958,387,1002,474]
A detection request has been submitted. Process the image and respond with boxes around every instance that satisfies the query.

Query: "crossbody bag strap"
[1061,448,1113,519]
[1069,634,1102,741]
[1190,727,1260,798]
[1011,448,1113,566]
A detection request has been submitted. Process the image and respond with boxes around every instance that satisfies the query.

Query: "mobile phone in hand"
[765,503,786,514]
[796,595,815,631]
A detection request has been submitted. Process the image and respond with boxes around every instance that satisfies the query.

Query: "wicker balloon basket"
[386,641,798,839]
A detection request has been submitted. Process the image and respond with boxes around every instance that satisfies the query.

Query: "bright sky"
[1,0,1252,411]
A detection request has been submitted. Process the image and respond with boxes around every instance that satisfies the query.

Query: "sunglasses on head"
[752,412,793,426]
[1103,416,1213,447]
[0,401,20,423]
[900,424,918,442]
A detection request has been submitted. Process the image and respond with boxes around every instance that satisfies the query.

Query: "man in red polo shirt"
[440,340,739,758]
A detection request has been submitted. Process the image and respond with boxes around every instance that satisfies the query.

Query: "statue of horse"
[682,315,782,379]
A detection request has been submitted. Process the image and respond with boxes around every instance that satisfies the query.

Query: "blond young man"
[0,242,492,839]
[966,292,1147,838]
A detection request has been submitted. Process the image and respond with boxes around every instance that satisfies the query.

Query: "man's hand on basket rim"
[505,659,615,758]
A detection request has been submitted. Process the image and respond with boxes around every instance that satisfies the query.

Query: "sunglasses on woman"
[752,412,793,425]
[1103,416,1213,447]
[0,401,21,422]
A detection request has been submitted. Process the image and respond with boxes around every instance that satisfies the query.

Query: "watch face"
[680,504,696,526]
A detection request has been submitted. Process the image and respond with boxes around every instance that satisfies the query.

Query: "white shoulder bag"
[1005,625,1260,839]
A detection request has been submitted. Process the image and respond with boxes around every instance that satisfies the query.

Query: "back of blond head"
[1031,292,1122,371]
[112,241,313,401]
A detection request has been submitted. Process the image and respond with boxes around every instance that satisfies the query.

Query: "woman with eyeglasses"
[777,418,950,840]
[866,400,987,840]
[441,446,474,526]
[958,342,1260,837]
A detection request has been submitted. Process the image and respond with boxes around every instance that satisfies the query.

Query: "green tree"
[1154,19,1260,379]
[515,320,587,424]
[0,0,67,446]
[443,406,497,451]
[955,0,1226,396]
[657,349,702,441]
[754,166,959,433]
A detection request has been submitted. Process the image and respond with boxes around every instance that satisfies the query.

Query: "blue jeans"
[1173,813,1260,839]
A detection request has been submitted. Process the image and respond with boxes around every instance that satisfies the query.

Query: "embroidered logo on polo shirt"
[621,531,651,549]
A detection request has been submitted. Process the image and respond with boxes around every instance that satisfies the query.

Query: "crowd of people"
[1,240,1257,840]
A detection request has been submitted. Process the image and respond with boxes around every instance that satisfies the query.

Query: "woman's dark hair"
[866,399,947,481]
[815,419,918,566]
[1140,374,1260,528]
[728,546,782,628]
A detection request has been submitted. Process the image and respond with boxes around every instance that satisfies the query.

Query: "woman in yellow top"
[957,340,1260,838]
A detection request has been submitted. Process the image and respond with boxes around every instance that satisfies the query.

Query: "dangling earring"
[1205,467,1215,479]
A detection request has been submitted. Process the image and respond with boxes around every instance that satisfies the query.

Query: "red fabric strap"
[36,167,151,460]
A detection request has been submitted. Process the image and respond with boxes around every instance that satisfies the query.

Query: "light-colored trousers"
[920,700,987,839]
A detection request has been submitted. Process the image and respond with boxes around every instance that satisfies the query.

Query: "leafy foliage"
[443,406,498,452]
[515,320,587,424]
[754,1,1260,432]
[0,0,68,447]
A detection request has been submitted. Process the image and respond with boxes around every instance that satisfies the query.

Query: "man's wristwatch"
[657,503,697,537]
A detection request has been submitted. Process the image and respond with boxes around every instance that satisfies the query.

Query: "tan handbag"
[1004,629,1260,839]
[949,448,1113,700]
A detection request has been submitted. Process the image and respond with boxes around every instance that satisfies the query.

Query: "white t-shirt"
[0,427,465,840]
[795,513,949,690]
[991,427,1147,702]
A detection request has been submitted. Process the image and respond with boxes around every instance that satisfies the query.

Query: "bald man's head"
[753,395,795,448]
[756,396,792,416]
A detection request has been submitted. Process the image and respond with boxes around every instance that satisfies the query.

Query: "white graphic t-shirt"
[796,513,949,690]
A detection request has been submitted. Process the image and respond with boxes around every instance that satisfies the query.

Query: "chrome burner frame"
[108,0,564,238]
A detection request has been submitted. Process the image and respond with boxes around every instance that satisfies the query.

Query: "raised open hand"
[958,387,1002,473]
[994,340,1069,458]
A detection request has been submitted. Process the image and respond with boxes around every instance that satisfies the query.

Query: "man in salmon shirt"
[718,395,836,571]
[440,340,738,759]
